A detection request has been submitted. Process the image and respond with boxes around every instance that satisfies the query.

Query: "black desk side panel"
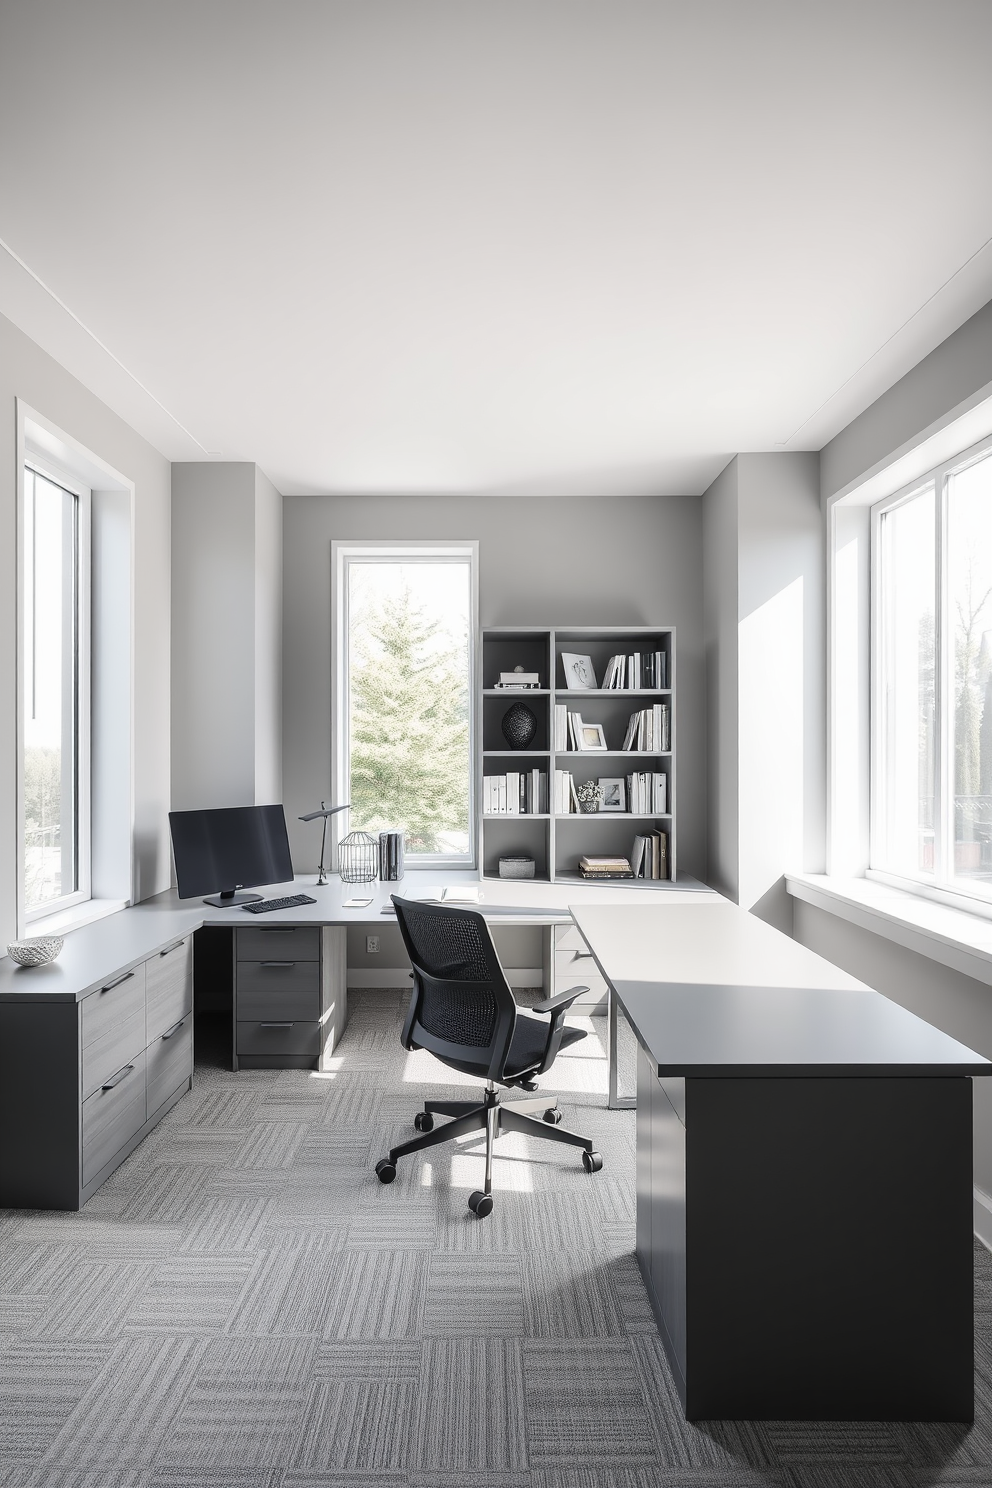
[0,1002,80,1209]
[686,1075,974,1421]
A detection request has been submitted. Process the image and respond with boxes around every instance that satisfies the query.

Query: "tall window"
[872,441,992,898]
[22,464,90,918]
[335,543,476,865]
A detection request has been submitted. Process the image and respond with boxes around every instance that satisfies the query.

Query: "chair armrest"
[532,984,589,1015]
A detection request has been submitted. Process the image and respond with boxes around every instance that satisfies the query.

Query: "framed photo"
[561,652,598,690]
[598,777,626,811]
[577,722,608,751]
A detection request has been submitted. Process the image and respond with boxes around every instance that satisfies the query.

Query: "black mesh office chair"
[374,895,603,1217]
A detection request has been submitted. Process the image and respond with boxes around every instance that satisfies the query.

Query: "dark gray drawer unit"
[0,933,195,1210]
[234,924,346,1070]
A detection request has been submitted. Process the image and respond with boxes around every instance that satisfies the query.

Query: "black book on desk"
[379,830,405,881]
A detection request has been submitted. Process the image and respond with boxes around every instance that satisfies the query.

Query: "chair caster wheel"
[414,1111,434,1132]
[519,1078,539,1092]
[582,1150,603,1174]
[375,1158,397,1184]
[468,1190,494,1218]
[543,1107,562,1125]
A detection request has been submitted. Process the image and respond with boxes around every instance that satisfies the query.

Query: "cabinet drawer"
[82,1002,147,1100]
[237,926,320,962]
[80,962,146,1051]
[82,1048,146,1185]
[146,1014,193,1119]
[238,960,319,997]
[237,1020,320,1062]
[555,924,590,954]
[237,984,319,1021]
[146,937,192,1043]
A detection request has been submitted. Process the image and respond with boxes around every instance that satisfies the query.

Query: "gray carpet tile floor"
[1,988,991,1487]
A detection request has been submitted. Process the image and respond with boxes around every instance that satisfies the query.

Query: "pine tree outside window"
[333,543,477,867]
[872,439,992,901]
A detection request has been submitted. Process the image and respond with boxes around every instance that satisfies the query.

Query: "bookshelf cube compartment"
[484,695,550,753]
[482,631,552,691]
[482,818,549,881]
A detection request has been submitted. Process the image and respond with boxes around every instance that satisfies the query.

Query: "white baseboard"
[347,966,544,990]
[975,1186,992,1252]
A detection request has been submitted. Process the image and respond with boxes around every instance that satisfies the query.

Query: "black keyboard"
[241,893,317,914]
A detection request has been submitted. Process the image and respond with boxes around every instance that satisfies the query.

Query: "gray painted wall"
[794,900,992,1198]
[0,311,172,944]
[171,462,283,813]
[282,492,705,878]
[820,299,992,502]
[702,458,739,900]
[702,453,824,922]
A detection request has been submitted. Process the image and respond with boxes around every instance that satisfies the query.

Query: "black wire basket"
[338,830,378,883]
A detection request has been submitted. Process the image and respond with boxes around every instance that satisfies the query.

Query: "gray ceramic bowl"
[7,934,64,967]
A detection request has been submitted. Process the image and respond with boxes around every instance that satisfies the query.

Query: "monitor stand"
[203,889,263,908]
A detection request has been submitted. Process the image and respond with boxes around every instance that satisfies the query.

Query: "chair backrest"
[391,896,517,1081]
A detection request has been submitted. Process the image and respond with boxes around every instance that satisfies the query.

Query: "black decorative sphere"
[501,701,538,750]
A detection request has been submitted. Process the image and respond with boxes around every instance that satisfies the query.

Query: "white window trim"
[331,539,480,871]
[869,429,992,908]
[15,400,136,940]
[19,455,92,925]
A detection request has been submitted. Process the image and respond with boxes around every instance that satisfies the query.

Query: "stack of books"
[621,703,670,752]
[378,831,405,881]
[483,769,547,814]
[578,855,633,880]
[493,671,541,690]
[630,830,669,879]
[626,772,667,814]
[602,651,667,689]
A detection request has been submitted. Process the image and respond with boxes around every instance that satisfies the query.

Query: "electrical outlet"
[366,936,380,954]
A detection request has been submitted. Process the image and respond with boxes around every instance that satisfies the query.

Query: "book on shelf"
[621,702,670,751]
[578,854,633,879]
[630,829,669,879]
[484,769,547,815]
[603,650,667,690]
[552,769,582,814]
[494,672,541,690]
[624,771,667,814]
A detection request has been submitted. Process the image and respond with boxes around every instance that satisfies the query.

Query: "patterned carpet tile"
[423,1252,524,1335]
[235,1123,312,1170]
[122,1256,256,1334]
[523,1339,660,1466]
[226,1236,344,1338]
[179,1196,277,1253]
[26,1261,154,1341]
[413,1338,528,1472]
[0,1341,116,1456]
[326,1252,427,1340]
[120,1164,213,1224]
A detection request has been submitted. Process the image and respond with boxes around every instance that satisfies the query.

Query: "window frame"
[331,539,479,871]
[19,453,92,924]
[869,428,992,906]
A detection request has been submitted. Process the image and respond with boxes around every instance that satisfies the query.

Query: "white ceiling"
[1,1,991,497]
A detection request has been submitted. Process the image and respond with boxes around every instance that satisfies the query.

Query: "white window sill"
[785,873,992,990]
[24,898,128,940]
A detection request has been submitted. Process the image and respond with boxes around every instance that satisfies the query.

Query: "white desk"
[0,873,713,1208]
[572,898,992,1422]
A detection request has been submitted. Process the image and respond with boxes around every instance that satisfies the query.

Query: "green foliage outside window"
[348,584,469,854]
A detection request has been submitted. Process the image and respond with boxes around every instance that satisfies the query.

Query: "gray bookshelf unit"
[480,625,676,885]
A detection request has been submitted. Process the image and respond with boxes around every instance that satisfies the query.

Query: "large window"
[22,463,90,918]
[872,440,992,898]
[334,543,476,865]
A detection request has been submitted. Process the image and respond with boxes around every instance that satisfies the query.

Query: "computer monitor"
[169,804,294,906]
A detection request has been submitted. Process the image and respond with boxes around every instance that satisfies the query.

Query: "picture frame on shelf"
[561,653,597,690]
[577,722,608,751]
[598,777,626,811]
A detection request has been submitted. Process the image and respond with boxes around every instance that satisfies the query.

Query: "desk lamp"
[298,802,350,885]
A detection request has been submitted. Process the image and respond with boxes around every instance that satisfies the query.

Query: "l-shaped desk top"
[0,873,714,1003]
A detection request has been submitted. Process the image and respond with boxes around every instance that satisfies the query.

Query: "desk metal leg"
[608,986,636,1110]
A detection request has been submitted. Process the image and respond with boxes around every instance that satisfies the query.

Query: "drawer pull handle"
[260,961,296,968]
[100,971,134,994]
[159,940,185,958]
[162,1019,187,1040]
[259,1021,294,1029]
[102,1064,135,1091]
[257,927,295,932]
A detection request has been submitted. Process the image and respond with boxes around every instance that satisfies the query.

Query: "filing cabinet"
[554,922,609,1013]
[234,924,346,1070]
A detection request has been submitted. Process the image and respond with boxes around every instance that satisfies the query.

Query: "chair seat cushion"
[429,1012,586,1081]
